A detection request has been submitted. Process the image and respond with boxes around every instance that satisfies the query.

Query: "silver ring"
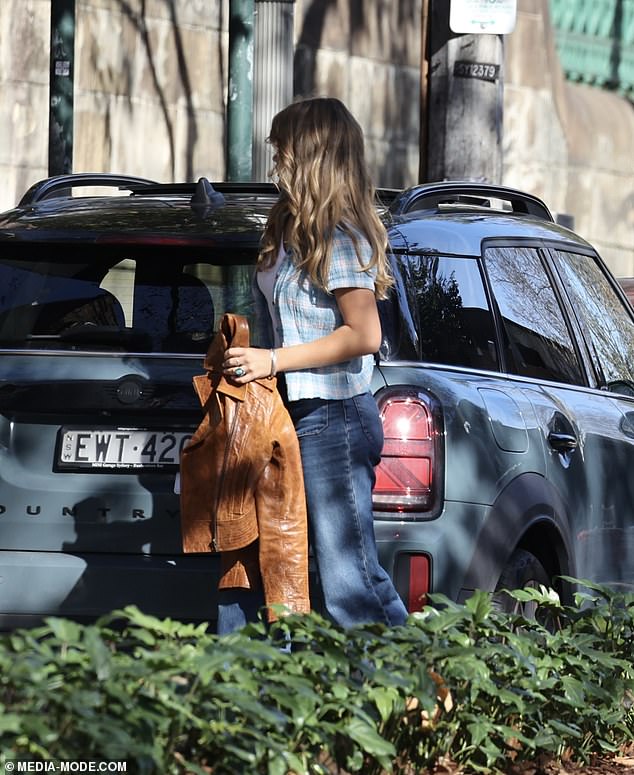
[234,367,246,377]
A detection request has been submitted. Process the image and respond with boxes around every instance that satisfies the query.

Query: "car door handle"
[547,431,578,452]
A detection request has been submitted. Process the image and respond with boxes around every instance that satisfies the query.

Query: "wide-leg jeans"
[217,391,408,633]
[287,392,408,628]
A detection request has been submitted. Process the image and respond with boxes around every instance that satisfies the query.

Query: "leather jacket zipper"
[211,397,241,551]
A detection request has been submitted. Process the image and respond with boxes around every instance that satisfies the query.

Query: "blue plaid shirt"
[253,228,377,401]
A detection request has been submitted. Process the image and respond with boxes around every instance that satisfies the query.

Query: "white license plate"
[57,428,194,471]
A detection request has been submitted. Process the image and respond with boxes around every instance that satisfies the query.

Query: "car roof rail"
[18,173,159,206]
[18,174,404,210]
[389,180,554,221]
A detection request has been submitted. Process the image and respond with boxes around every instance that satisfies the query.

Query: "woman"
[221,96,408,631]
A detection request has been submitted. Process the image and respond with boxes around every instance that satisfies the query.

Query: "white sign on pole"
[449,0,517,34]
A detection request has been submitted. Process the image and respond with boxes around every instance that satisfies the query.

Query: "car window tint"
[0,258,124,342]
[101,259,135,326]
[484,246,584,385]
[0,245,259,353]
[132,262,259,353]
[381,253,498,370]
[552,249,634,395]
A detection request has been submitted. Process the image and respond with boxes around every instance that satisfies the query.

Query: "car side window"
[551,249,634,395]
[484,246,584,385]
[381,253,498,370]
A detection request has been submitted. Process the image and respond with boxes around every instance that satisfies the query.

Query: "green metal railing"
[550,0,634,98]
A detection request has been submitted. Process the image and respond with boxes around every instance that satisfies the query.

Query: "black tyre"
[492,548,554,622]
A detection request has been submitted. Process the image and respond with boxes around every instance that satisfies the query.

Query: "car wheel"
[491,548,554,623]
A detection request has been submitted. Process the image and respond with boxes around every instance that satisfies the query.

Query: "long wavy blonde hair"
[258,97,392,299]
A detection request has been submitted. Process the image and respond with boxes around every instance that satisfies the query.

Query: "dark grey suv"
[0,174,632,627]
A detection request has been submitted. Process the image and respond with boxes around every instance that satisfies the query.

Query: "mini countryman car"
[0,174,632,627]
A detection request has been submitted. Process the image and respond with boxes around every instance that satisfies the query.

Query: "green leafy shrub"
[0,580,632,774]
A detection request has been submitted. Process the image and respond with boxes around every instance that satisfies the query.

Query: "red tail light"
[408,555,430,611]
[395,552,431,612]
[373,388,442,513]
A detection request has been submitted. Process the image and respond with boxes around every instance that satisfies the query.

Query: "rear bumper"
[374,501,490,605]
[1,501,499,627]
[0,550,221,628]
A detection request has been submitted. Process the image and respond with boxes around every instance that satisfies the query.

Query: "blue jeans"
[217,587,265,633]
[217,392,407,633]
[288,392,407,628]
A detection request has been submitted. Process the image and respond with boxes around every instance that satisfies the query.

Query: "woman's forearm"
[223,287,381,381]
[274,323,379,372]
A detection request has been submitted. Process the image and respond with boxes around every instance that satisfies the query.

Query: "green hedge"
[1,579,632,774]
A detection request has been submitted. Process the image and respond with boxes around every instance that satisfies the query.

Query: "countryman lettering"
[0,505,180,519]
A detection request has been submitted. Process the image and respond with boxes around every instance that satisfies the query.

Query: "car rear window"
[0,244,260,353]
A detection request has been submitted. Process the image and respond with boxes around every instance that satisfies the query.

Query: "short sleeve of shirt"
[327,229,377,292]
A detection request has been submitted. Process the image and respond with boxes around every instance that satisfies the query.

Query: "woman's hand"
[223,347,274,383]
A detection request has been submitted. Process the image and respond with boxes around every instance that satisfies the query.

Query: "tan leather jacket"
[180,313,310,618]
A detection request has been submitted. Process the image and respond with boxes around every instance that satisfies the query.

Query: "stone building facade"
[1,0,632,270]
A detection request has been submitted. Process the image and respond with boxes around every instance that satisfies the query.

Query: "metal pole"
[425,0,504,184]
[419,0,431,182]
[252,0,295,181]
[227,0,255,181]
[49,0,75,176]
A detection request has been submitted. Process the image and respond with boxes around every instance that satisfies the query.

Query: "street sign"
[449,0,517,34]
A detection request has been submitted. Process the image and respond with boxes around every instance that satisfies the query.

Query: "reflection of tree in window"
[485,247,583,384]
[407,257,469,363]
[553,251,634,389]
[486,248,565,346]
[388,253,498,369]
